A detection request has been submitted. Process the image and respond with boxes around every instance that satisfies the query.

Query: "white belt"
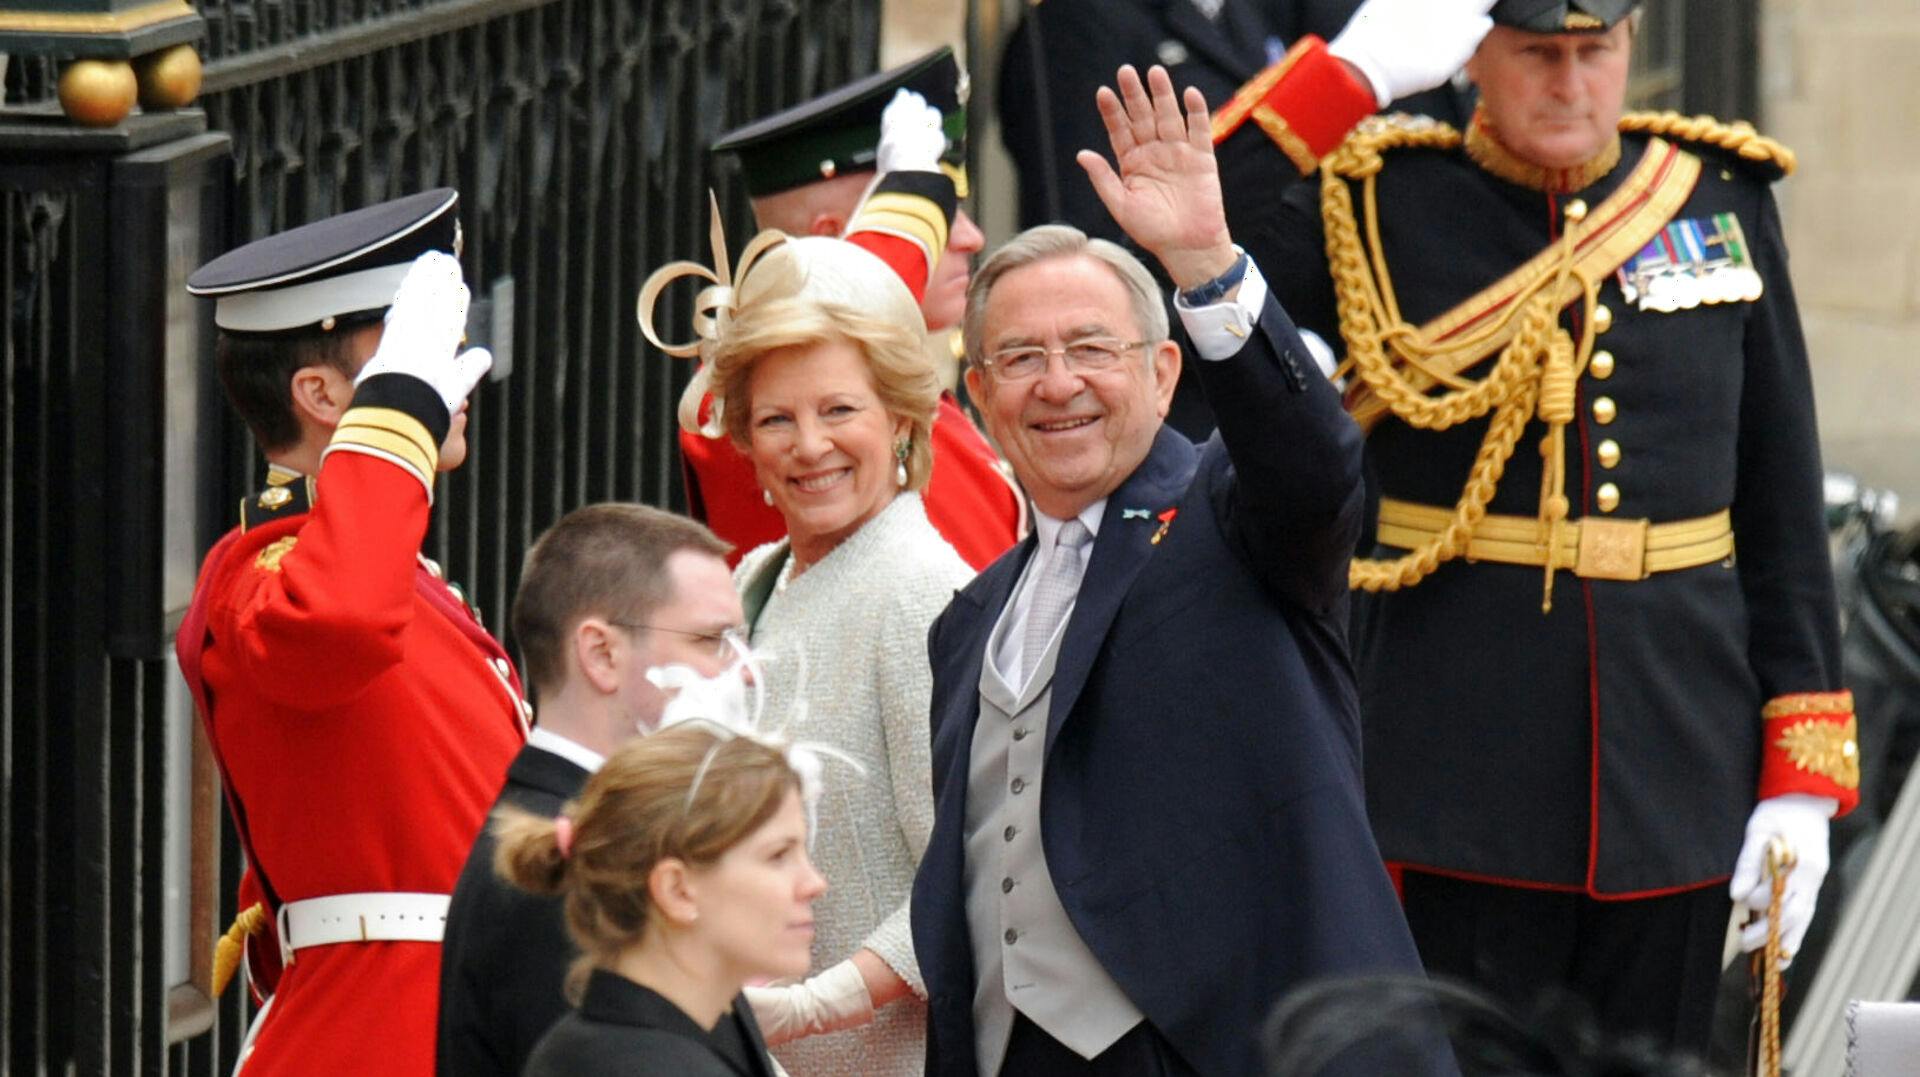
[275,892,450,964]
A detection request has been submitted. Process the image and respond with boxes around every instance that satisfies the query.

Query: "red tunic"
[182,451,525,1076]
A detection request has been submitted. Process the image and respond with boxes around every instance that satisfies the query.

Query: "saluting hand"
[355,250,492,415]
[1077,64,1236,292]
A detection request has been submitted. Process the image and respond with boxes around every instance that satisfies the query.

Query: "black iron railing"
[2,2,879,1073]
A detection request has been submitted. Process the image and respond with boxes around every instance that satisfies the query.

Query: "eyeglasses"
[978,337,1151,382]
[610,622,749,661]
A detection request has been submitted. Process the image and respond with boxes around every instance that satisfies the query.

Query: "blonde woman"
[640,92,972,1075]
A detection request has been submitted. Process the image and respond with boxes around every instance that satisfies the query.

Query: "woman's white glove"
[875,88,946,175]
[353,250,492,414]
[743,959,874,1046]
[1328,0,1498,108]
[1730,793,1839,964]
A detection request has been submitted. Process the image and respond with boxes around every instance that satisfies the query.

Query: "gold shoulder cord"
[1325,118,1601,610]
[1619,110,1797,176]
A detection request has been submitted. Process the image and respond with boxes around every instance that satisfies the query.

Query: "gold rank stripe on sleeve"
[1761,690,1857,720]
[1345,138,1702,432]
[1249,107,1320,176]
[1210,41,1306,146]
[322,404,440,500]
[1209,37,1375,176]
[849,190,951,276]
[1758,690,1861,812]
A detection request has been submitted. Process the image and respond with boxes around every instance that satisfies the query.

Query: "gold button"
[1590,350,1615,379]
[1592,396,1617,425]
[1592,304,1613,334]
[1597,439,1621,468]
[1564,198,1589,222]
[1596,483,1621,513]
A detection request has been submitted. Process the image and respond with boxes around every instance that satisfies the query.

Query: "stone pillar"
[1761,0,1920,509]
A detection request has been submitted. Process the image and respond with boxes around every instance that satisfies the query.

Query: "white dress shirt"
[525,726,605,774]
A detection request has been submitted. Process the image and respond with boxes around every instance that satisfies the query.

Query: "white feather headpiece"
[645,644,862,837]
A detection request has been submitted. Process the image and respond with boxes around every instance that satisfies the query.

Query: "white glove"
[1729,793,1839,964]
[353,250,493,415]
[875,88,946,175]
[743,959,874,1046]
[1328,0,1498,109]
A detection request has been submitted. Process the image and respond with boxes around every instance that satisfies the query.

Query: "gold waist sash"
[1375,497,1733,582]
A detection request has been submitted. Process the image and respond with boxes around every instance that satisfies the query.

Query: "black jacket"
[436,743,590,1077]
[913,293,1439,1076]
[522,969,774,1077]
[1234,120,1843,894]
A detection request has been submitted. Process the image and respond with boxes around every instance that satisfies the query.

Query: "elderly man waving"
[909,46,1473,1077]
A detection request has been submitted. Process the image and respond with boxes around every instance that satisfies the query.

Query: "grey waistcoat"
[962,589,1143,1075]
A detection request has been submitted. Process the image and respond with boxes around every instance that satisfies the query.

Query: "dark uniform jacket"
[436,742,591,1077]
[1234,115,1851,896]
[522,969,775,1077]
[912,293,1436,1076]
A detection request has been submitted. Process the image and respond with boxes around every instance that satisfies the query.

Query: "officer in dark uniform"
[1216,0,1861,1053]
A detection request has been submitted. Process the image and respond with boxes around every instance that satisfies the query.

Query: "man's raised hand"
[1077,64,1236,291]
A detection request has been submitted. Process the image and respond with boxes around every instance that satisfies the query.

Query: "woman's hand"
[851,947,914,1009]
[743,948,911,1046]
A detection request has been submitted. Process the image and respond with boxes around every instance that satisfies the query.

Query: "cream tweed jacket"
[737,491,974,1076]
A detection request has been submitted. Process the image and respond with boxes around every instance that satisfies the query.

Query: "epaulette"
[239,472,315,532]
[1618,110,1796,181]
[1323,113,1462,180]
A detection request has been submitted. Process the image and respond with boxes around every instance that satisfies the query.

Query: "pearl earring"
[894,439,910,488]
[762,488,774,506]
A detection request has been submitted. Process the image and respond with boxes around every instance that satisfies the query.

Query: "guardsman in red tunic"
[177,191,528,1075]
[685,47,1025,569]
[1206,0,1860,1052]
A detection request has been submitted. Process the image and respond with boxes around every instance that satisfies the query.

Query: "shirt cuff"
[1174,256,1270,361]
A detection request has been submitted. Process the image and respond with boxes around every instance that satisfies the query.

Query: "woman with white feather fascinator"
[498,647,848,1077]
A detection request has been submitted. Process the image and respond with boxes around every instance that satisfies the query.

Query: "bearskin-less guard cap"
[1491,0,1639,32]
[186,189,460,332]
[711,47,969,198]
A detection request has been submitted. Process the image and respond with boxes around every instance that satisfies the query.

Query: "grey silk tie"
[1021,519,1092,684]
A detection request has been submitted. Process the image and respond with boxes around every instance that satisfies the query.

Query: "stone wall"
[1761,0,1920,510]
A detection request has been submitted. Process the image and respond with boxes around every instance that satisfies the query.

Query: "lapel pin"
[1121,507,1152,521]
[1151,508,1178,546]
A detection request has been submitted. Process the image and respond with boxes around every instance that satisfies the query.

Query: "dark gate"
[2,1,880,1072]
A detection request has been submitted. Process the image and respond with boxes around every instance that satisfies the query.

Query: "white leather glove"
[1729,793,1839,964]
[743,959,874,1046]
[875,88,946,175]
[353,250,492,415]
[1328,0,1498,108]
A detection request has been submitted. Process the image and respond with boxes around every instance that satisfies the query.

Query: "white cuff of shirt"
[1173,255,1270,361]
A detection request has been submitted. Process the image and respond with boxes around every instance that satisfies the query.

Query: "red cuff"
[1758,690,1860,816]
[1210,36,1377,175]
